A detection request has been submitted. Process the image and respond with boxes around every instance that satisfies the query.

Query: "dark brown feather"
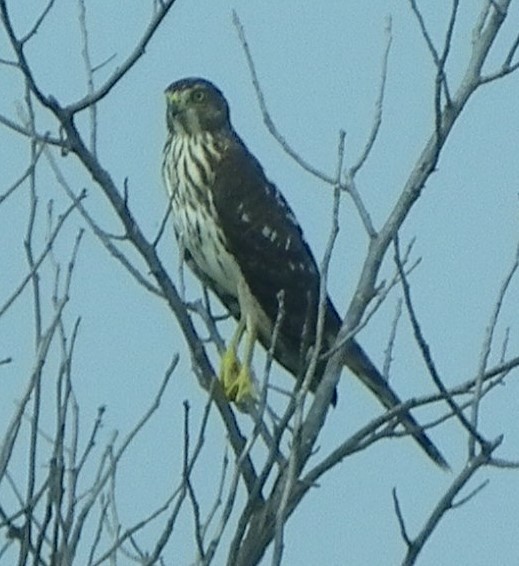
[211,136,336,376]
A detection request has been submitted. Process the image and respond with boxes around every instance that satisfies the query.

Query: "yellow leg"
[233,320,257,404]
[219,315,257,405]
[220,318,245,400]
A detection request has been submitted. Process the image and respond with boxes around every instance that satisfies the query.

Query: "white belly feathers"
[163,134,242,298]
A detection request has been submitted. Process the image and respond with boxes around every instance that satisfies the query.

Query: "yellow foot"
[220,348,241,399]
[219,349,256,406]
[232,366,256,405]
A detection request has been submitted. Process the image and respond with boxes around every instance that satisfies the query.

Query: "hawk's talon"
[220,348,241,400]
[219,348,256,407]
[233,366,256,404]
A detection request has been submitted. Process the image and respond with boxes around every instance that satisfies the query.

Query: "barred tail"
[343,339,449,470]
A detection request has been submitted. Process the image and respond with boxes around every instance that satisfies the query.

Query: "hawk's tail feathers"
[342,340,450,470]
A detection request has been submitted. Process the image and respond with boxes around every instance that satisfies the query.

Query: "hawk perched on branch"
[162,77,448,469]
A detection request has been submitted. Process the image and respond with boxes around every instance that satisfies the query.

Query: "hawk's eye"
[192,90,205,103]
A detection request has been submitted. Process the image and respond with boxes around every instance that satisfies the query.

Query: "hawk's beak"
[165,91,182,114]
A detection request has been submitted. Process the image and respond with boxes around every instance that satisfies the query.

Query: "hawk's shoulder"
[212,133,317,276]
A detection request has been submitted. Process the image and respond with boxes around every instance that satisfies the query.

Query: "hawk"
[162,77,448,469]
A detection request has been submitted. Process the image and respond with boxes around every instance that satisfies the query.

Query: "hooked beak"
[165,90,183,115]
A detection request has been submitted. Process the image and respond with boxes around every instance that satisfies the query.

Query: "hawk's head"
[165,78,230,136]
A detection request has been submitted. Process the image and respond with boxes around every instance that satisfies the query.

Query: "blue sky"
[1,2,519,564]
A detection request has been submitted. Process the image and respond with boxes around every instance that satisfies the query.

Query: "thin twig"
[0,192,86,319]
[232,10,334,186]
[471,240,519,456]
[401,437,501,566]
[350,16,392,176]
[392,488,412,547]
[394,235,486,446]
[383,298,402,380]
[66,1,179,113]
[77,0,97,155]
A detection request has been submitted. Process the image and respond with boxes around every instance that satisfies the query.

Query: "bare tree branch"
[401,437,502,566]
[471,240,519,455]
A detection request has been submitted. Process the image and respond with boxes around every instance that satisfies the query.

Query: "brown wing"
[210,133,341,379]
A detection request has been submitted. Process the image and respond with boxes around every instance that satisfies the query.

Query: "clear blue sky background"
[1,2,519,564]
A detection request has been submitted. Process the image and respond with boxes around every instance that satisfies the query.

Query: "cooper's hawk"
[162,77,448,469]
